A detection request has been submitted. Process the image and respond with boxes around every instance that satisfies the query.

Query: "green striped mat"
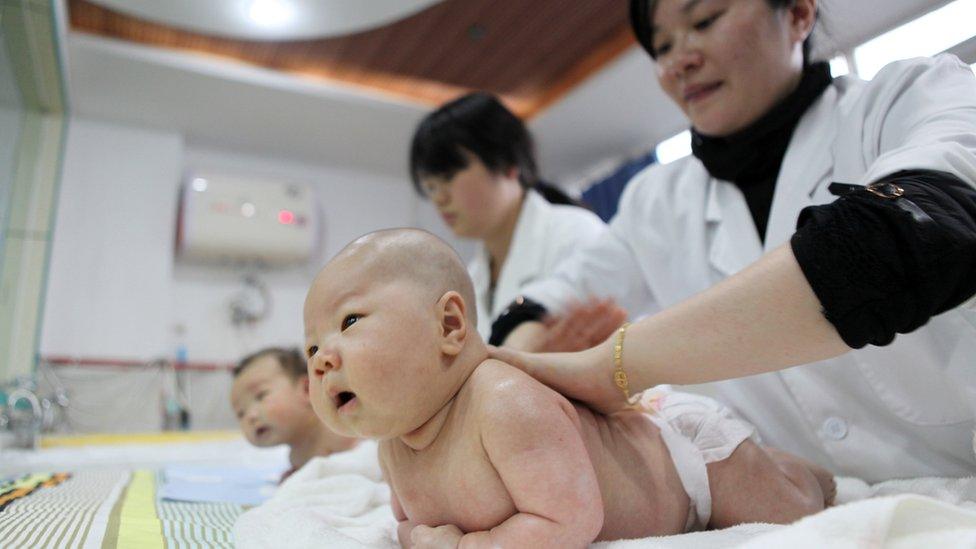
[0,470,245,548]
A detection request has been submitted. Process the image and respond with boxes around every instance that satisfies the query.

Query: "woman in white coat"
[409,92,615,344]
[492,0,976,482]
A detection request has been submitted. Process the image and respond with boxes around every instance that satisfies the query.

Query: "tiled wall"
[0,0,67,383]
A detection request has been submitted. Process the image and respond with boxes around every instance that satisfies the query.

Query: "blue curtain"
[581,151,656,222]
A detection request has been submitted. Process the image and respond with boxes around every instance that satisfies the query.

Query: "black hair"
[233,347,306,380]
[409,92,539,195]
[630,0,817,64]
[535,180,587,208]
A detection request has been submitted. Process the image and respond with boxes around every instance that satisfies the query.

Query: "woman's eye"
[653,42,672,57]
[693,12,721,31]
[341,314,361,331]
[306,345,318,359]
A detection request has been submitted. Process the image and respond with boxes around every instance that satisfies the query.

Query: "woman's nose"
[662,40,703,79]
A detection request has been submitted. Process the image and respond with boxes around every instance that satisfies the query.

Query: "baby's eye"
[341,314,361,331]
[255,390,268,401]
[306,345,318,359]
[235,410,244,420]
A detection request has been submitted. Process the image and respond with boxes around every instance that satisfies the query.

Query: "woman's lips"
[684,82,722,103]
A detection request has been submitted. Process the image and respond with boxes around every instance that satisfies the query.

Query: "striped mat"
[0,470,245,548]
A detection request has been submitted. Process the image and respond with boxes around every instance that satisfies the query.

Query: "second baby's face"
[230,356,309,448]
[303,258,451,440]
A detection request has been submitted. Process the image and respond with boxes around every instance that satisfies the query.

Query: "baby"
[303,229,834,548]
[230,347,358,481]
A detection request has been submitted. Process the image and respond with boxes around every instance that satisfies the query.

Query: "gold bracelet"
[612,322,632,404]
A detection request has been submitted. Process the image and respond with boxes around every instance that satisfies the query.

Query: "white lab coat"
[523,55,976,481]
[469,190,606,340]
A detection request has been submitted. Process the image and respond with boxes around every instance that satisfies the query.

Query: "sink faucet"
[5,388,42,450]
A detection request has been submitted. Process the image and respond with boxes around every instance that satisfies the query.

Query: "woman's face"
[650,0,814,136]
[420,153,523,239]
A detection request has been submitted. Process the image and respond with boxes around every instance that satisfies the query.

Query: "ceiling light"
[248,0,294,27]
[854,0,976,80]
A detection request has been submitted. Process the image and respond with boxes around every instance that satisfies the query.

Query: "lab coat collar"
[492,191,550,314]
[706,178,762,277]
[705,83,841,276]
[470,190,549,319]
[765,84,839,249]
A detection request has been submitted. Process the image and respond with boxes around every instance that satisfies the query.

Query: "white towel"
[737,494,976,549]
[234,442,976,549]
[233,440,397,549]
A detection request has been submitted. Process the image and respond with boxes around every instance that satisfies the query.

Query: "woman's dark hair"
[630,0,817,64]
[409,92,539,195]
[534,181,586,207]
[234,347,306,380]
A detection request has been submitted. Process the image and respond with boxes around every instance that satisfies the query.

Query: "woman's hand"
[409,523,463,549]
[487,342,630,415]
[538,298,628,353]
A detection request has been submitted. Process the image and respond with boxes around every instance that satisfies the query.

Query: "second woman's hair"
[629,0,818,63]
[409,92,539,195]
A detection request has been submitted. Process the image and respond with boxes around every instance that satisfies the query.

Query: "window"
[854,0,976,80]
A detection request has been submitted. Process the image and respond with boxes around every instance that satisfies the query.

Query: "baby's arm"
[707,439,826,527]
[379,453,416,548]
[392,489,418,548]
[460,387,604,548]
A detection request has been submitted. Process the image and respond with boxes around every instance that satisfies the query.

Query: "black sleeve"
[790,169,976,349]
[487,297,548,346]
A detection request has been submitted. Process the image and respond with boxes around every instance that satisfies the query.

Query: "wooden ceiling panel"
[68,0,635,118]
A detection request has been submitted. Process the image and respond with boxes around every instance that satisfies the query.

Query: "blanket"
[233,442,976,548]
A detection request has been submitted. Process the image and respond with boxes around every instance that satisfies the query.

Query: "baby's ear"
[436,291,468,356]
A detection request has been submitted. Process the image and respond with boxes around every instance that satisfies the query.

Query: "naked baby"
[303,229,833,548]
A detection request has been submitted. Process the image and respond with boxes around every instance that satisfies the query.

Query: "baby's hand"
[409,523,463,549]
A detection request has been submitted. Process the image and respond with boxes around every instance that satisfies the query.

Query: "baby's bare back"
[381,360,691,542]
[574,404,691,538]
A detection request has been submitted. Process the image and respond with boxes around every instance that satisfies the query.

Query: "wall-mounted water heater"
[176,172,319,266]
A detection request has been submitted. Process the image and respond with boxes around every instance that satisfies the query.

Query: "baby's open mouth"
[255,426,270,437]
[335,391,356,409]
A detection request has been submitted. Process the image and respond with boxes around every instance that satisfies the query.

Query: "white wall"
[40,118,446,366]
[41,118,183,361]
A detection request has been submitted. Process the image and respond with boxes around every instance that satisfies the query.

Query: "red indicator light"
[278,210,295,224]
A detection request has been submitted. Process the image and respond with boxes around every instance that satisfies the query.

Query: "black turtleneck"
[691,62,832,241]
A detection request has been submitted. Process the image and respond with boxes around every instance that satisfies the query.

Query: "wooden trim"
[524,26,637,118]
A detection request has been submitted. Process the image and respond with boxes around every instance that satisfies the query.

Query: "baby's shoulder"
[467,358,551,397]
[464,359,571,423]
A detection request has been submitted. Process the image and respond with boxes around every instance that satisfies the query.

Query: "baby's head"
[303,228,482,440]
[230,347,314,447]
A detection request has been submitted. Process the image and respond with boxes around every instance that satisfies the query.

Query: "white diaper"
[641,387,756,531]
